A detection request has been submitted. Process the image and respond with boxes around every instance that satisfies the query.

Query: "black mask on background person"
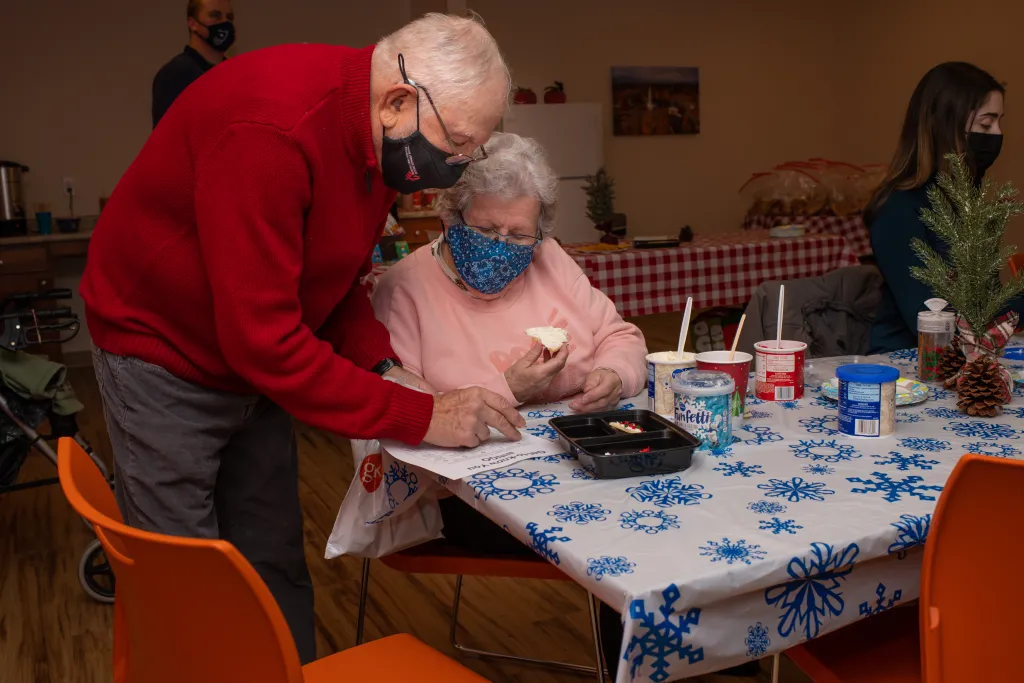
[380,107,466,193]
[968,132,1003,175]
[201,21,236,52]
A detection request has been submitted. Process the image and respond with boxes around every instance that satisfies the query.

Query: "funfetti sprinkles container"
[836,364,899,438]
[647,351,696,416]
[754,340,808,401]
[672,370,734,451]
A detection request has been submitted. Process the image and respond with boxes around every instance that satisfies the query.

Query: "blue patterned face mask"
[445,223,538,295]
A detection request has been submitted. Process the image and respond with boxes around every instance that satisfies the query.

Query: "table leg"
[771,653,781,683]
[587,593,607,683]
[355,557,370,645]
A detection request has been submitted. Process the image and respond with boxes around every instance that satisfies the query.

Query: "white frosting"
[526,326,569,351]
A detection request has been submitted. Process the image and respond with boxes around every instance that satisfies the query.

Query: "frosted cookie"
[609,420,644,434]
[526,326,569,352]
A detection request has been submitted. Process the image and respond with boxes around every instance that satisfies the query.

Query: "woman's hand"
[569,368,623,412]
[504,343,569,404]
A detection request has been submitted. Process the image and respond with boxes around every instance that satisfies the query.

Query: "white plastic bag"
[324,375,443,559]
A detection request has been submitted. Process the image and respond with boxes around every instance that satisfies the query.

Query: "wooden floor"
[0,313,812,683]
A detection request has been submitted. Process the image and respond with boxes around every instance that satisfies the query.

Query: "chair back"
[58,438,304,683]
[1009,253,1024,277]
[920,454,1024,682]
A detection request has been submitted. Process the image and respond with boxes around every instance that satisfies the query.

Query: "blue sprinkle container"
[672,370,734,451]
[836,364,899,438]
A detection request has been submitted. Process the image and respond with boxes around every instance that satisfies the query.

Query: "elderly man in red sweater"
[81,13,520,661]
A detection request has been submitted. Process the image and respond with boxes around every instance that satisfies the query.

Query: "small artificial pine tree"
[910,152,1024,415]
[584,167,615,226]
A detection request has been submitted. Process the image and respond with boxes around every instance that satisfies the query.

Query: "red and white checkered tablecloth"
[742,213,872,257]
[563,231,860,318]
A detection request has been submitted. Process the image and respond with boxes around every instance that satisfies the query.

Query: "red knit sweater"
[81,44,433,444]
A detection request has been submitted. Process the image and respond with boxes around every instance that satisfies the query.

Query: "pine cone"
[956,356,1006,417]
[938,336,966,387]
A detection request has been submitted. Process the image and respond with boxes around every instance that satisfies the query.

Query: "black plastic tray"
[548,409,700,479]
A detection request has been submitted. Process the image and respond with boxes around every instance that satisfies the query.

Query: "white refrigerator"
[501,103,603,244]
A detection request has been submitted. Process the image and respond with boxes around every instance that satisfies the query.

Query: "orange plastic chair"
[357,538,607,682]
[1009,253,1024,277]
[783,454,1024,683]
[57,438,489,683]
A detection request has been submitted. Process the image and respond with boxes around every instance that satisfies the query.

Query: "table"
[563,232,860,318]
[436,348,1024,682]
[742,214,872,258]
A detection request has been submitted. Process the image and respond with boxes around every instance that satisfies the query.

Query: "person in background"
[82,13,519,663]
[152,0,235,128]
[867,61,1024,353]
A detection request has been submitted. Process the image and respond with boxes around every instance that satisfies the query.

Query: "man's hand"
[504,343,569,403]
[569,368,623,413]
[383,366,436,394]
[423,387,526,448]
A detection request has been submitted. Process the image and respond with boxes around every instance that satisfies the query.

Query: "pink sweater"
[372,240,648,405]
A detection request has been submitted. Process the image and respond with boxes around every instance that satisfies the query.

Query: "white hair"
[375,12,511,110]
[437,132,559,235]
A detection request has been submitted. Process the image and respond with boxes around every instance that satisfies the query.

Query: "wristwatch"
[372,357,403,376]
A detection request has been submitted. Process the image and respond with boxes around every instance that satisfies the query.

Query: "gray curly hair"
[436,132,559,235]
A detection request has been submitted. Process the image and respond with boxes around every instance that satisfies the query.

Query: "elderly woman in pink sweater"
[371,132,654,679]
[372,132,647,412]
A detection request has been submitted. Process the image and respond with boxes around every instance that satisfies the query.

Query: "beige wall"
[3,0,1024,357]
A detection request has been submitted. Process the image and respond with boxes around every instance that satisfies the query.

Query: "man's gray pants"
[92,347,316,663]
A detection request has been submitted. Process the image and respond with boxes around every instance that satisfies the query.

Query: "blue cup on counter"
[36,211,52,235]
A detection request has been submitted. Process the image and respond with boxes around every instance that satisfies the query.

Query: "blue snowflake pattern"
[526,424,560,441]
[548,501,610,525]
[871,451,941,471]
[627,477,712,508]
[764,542,860,639]
[618,402,638,411]
[896,413,923,424]
[929,386,954,401]
[811,395,839,411]
[383,462,418,510]
[758,477,836,503]
[1004,406,1024,419]
[745,622,771,658]
[572,465,597,480]
[620,509,681,535]
[799,416,840,436]
[888,348,918,363]
[740,425,785,446]
[888,513,931,560]
[713,461,765,478]
[746,395,766,406]
[707,446,734,458]
[525,522,571,565]
[924,407,962,420]
[965,442,1022,458]
[789,439,861,463]
[747,500,788,515]
[625,585,703,682]
[587,556,636,581]
[944,421,1020,440]
[748,410,774,419]
[848,471,944,503]
[802,463,836,476]
[777,401,802,410]
[531,452,577,464]
[699,538,767,565]
[897,437,951,452]
[759,517,803,535]
[470,468,559,501]
[526,408,565,419]
[859,583,902,617]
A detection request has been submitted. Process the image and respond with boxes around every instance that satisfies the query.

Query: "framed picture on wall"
[611,66,700,136]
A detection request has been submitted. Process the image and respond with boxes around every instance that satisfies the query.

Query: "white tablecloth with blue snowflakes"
[436,348,1024,682]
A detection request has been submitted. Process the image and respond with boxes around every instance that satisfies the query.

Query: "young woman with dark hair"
[867,61,1016,353]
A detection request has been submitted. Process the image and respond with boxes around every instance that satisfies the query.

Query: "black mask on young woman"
[968,132,1003,175]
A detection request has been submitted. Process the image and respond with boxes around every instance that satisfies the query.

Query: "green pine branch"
[584,168,615,224]
[910,153,1024,334]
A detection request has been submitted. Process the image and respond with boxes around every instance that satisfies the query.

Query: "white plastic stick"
[676,297,693,360]
[776,285,785,349]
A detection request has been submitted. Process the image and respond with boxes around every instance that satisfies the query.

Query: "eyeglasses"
[398,54,488,167]
[463,217,542,246]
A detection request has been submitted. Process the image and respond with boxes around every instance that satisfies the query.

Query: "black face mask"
[380,118,466,193]
[201,21,236,52]
[968,132,1003,176]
